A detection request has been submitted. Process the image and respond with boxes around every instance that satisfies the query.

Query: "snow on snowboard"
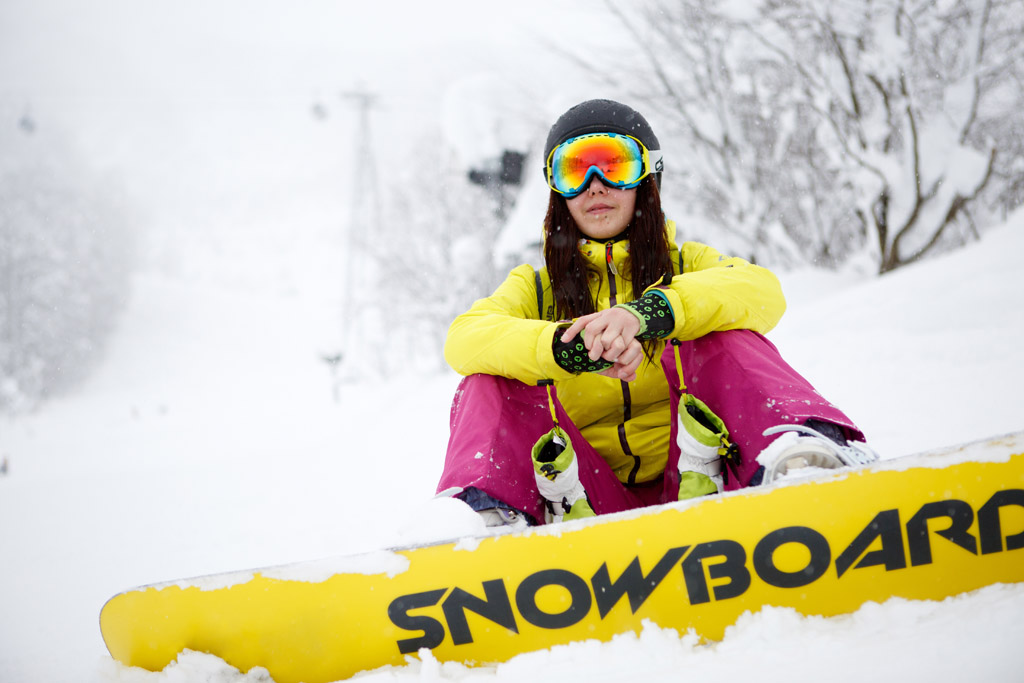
[101,431,1024,683]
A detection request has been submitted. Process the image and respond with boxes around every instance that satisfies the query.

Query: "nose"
[585,173,606,194]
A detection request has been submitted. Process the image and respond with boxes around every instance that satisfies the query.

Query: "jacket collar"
[575,220,679,273]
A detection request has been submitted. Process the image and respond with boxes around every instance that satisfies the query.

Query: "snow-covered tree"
[745,0,1021,273]
[347,134,506,376]
[0,119,134,412]
[570,0,1024,273]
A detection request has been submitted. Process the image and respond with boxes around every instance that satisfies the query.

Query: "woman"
[438,99,875,528]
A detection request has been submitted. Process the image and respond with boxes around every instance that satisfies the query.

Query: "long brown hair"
[543,177,673,320]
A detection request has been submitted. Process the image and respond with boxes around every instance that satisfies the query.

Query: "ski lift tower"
[337,87,383,378]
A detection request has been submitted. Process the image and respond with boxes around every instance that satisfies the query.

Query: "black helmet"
[543,99,663,187]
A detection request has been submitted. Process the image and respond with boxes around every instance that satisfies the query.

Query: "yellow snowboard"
[101,431,1024,683]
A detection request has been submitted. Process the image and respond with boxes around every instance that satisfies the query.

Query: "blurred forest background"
[2,0,1022,413]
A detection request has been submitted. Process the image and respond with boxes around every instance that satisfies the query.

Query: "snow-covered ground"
[4,1,1024,680]
[2,213,1023,683]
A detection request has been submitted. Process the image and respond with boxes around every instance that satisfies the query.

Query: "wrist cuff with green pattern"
[615,289,674,340]
[552,329,614,374]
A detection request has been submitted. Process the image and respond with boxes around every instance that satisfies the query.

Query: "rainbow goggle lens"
[545,132,661,198]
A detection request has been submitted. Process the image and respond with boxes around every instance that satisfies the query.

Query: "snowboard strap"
[671,340,740,478]
[534,267,551,321]
[539,379,559,427]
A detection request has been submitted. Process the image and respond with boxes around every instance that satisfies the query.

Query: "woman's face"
[566,176,637,240]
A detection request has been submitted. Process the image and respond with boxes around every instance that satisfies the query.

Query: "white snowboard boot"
[477,507,530,530]
[760,424,879,484]
[531,427,595,523]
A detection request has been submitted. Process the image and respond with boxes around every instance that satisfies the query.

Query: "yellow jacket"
[444,220,786,484]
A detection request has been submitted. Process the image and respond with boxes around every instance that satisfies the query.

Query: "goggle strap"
[647,149,663,173]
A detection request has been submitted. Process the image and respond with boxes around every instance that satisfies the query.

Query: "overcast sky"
[1,1,624,283]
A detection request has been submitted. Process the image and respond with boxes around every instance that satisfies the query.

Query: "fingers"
[561,309,640,362]
[560,312,599,344]
[598,340,644,382]
[616,339,644,368]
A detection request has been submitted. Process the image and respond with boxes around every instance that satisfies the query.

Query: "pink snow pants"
[436,330,863,524]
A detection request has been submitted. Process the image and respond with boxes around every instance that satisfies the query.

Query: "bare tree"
[541,1,824,265]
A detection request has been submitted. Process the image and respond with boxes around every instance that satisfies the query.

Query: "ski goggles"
[545,132,662,198]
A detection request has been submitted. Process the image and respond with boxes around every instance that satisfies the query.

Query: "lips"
[587,203,614,214]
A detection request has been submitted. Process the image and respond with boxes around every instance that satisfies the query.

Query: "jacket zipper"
[605,242,640,484]
[605,242,619,301]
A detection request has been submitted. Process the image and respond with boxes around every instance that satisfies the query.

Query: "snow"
[3,1,1024,681]
[2,215,1022,683]
[92,582,1024,683]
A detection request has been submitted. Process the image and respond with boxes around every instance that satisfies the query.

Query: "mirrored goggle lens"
[549,134,646,195]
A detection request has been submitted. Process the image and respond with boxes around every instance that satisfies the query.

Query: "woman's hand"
[560,308,643,381]
[596,339,643,381]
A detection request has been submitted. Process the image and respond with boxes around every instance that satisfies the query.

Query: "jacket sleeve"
[444,264,575,382]
[654,241,787,340]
